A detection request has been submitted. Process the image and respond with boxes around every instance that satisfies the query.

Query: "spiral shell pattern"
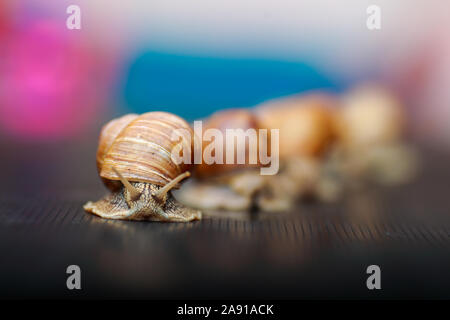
[98,112,193,187]
[96,113,139,173]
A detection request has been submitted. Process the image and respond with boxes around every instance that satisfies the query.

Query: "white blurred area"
[84,0,450,145]
[80,1,447,66]
[29,0,450,145]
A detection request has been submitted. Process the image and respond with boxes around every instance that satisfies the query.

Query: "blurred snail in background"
[329,84,418,189]
[254,93,339,207]
[194,108,268,178]
[336,85,405,149]
[84,112,201,222]
[176,95,340,213]
[255,93,337,159]
[175,108,268,212]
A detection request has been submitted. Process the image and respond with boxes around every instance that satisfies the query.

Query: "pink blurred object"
[415,32,450,145]
[0,19,109,140]
[0,3,8,39]
[386,28,450,146]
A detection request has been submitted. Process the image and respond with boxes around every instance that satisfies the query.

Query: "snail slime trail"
[83,112,201,222]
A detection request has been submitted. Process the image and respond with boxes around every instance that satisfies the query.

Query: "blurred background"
[1,0,450,299]
[2,0,450,196]
[1,0,450,144]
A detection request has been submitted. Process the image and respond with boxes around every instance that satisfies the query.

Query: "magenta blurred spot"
[0,19,106,140]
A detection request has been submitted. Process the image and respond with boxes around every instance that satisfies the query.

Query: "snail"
[252,93,338,206]
[336,85,405,149]
[177,98,338,212]
[194,108,271,198]
[255,93,337,159]
[321,84,416,193]
[83,112,202,222]
[175,108,269,212]
[195,108,269,179]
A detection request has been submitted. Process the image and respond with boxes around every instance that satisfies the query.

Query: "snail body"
[252,94,338,208]
[84,112,201,222]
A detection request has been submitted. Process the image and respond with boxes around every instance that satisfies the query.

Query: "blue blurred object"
[123,51,340,120]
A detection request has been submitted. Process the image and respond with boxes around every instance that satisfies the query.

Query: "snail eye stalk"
[153,171,191,201]
[112,166,141,201]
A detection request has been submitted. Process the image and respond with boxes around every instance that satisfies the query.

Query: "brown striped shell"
[96,113,139,173]
[96,114,139,191]
[97,112,194,188]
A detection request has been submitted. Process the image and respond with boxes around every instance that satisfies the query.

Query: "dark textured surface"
[0,141,449,299]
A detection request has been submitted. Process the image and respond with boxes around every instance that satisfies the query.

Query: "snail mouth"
[83,184,201,222]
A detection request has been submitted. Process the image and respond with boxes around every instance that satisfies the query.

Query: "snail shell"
[175,109,268,212]
[336,85,404,149]
[255,93,337,159]
[99,111,193,187]
[96,113,139,191]
[195,108,268,178]
[84,111,201,222]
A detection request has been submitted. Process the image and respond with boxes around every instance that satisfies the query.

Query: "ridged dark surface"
[0,142,449,299]
[1,196,449,245]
